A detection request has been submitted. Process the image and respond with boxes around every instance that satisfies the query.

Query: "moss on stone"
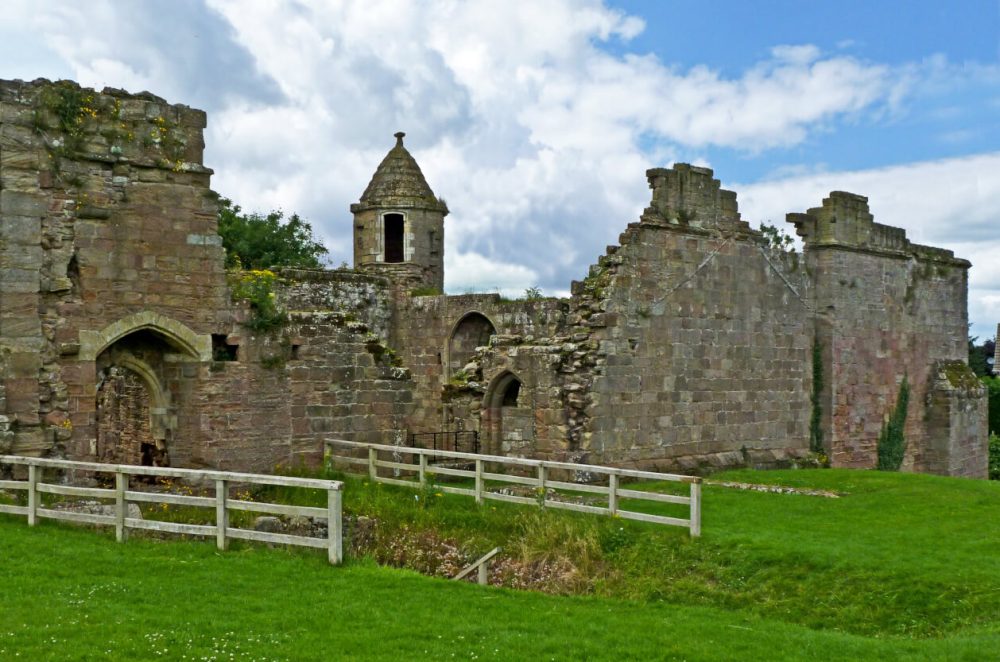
[941,360,983,390]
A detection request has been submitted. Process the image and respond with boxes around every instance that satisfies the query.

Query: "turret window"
[384,213,404,263]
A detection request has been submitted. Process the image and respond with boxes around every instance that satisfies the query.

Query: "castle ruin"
[0,79,988,477]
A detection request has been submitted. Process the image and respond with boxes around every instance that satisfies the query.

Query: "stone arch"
[446,311,497,377]
[482,370,533,454]
[95,346,173,466]
[79,311,211,362]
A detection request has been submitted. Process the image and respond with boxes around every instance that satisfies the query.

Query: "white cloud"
[447,252,539,298]
[191,0,909,291]
[2,0,993,338]
[735,152,1000,339]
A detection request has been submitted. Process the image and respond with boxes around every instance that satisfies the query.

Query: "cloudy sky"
[1,0,998,338]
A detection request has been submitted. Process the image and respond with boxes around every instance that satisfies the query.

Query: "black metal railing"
[409,431,480,455]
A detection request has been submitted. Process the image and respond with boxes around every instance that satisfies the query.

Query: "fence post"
[475,459,483,505]
[27,464,38,526]
[115,471,127,543]
[608,473,618,516]
[328,486,343,565]
[537,465,547,508]
[419,453,427,487]
[215,479,228,551]
[478,559,488,586]
[689,479,701,538]
[368,447,378,482]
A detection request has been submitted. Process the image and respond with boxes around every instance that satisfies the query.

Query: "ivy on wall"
[809,339,824,455]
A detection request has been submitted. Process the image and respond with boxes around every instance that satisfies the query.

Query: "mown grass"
[1,515,999,661]
[3,467,1000,659]
[258,467,1000,639]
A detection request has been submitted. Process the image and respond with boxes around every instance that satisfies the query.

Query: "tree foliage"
[968,336,995,377]
[217,198,328,270]
[983,376,1000,437]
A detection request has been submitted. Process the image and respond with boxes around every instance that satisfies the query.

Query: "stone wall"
[790,192,984,477]
[562,166,814,471]
[391,293,566,443]
[0,79,986,479]
[275,267,392,340]
[0,80,415,473]
[180,312,413,473]
[1,79,229,458]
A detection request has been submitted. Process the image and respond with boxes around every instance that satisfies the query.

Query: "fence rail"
[409,431,480,455]
[454,546,502,585]
[0,455,343,564]
[325,439,700,536]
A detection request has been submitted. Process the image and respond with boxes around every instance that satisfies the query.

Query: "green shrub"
[982,376,1000,436]
[989,433,1000,481]
[877,377,910,471]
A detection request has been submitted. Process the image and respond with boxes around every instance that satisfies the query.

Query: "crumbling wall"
[1,78,985,478]
[0,79,416,472]
[0,78,229,458]
[391,294,566,442]
[791,191,984,477]
[275,267,392,339]
[562,165,814,471]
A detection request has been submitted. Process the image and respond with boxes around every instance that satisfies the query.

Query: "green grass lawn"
[611,469,1000,636]
[2,468,999,660]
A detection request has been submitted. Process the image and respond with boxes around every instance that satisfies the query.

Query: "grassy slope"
[0,517,997,662]
[2,468,999,659]
[612,469,1000,636]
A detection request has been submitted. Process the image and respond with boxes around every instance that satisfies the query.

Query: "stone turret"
[351,132,448,292]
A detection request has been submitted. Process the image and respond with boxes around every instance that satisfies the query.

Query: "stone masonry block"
[0,191,46,217]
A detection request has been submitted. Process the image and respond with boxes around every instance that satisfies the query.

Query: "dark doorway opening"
[384,213,404,263]
[501,379,520,406]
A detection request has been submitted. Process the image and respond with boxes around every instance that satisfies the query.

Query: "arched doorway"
[483,371,533,454]
[95,330,180,467]
[447,312,497,376]
[96,365,164,466]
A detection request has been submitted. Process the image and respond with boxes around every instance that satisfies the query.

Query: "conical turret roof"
[353,132,448,214]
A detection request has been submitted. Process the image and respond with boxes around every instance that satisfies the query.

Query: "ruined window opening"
[429,230,438,255]
[291,344,301,360]
[501,379,521,407]
[448,312,497,376]
[67,252,81,294]
[384,213,404,263]
[212,334,238,361]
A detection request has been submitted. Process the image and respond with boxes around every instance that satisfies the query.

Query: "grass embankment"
[2,468,999,659]
[266,468,1000,639]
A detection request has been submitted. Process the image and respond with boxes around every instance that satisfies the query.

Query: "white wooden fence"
[0,455,343,564]
[325,439,701,536]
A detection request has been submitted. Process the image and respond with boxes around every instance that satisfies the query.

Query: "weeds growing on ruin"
[227,268,288,332]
